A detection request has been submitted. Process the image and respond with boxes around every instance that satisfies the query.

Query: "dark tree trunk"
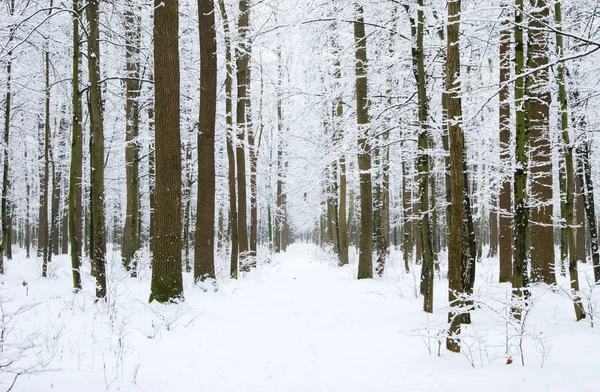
[149,0,184,302]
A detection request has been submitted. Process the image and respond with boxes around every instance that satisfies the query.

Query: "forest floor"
[1,243,598,391]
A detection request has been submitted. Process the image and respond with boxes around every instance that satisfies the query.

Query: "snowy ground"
[1,243,598,391]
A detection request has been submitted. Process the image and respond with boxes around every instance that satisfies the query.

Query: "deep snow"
[1,243,598,391]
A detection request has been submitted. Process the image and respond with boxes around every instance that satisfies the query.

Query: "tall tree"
[1,0,16,272]
[194,0,218,282]
[235,0,251,267]
[122,1,142,276]
[87,0,107,298]
[150,0,184,302]
[40,1,53,278]
[554,1,584,320]
[446,0,471,352]
[217,0,239,279]
[528,0,555,285]
[333,29,349,267]
[354,3,373,280]
[512,0,529,319]
[498,2,512,282]
[68,0,82,290]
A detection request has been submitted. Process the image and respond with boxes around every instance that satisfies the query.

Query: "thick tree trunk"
[575,170,586,263]
[512,0,530,320]
[87,0,107,298]
[528,0,555,285]
[150,0,184,302]
[354,4,373,280]
[195,0,217,282]
[412,0,434,312]
[446,0,471,352]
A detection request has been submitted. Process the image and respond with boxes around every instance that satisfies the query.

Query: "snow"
[1,244,599,391]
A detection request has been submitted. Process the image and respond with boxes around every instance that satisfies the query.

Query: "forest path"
[170,243,418,391]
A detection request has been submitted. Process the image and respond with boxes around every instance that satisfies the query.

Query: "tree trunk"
[554,1,584,320]
[512,0,530,320]
[235,0,250,267]
[412,0,434,312]
[150,0,184,302]
[87,0,107,298]
[575,169,586,263]
[354,4,373,280]
[123,2,142,275]
[195,0,217,282]
[217,0,238,279]
[498,12,513,282]
[446,0,471,352]
[1,0,16,272]
[40,3,53,277]
[528,0,555,285]
[333,34,349,266]
[68,0,82,290]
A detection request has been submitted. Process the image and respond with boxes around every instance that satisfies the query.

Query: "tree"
[412,0,434,312]
[555,1,585,320]
[498,1,512,283]
[86,0,107,299]
[512,0,529,319]
[217,0,239,279]
[122,1,142,276]
[446,0,471,352]
[235,0,251,267]
[194,0,218,282]
[1,0,16,273]
[68,0,82,290]
[354,2,373,280]
[150,0,184,303]
[528,0,555,285]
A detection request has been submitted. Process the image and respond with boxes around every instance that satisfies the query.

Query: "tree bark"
[149,0,184,303]
[554,1,584,320]
[354,3,373,280]
[446,0,471,352]
[528,0,555,285]
[87,0,107,298]
[217,0,238,279]
[498,9,512,282]
[195,0,218,282]
[512,0,530,320]
[68,0,82,290]
[235,0,250,267]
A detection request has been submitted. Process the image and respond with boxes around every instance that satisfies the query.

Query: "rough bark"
[354,4,373,280]
[528,0,555,285]
[68,0,82,290]
[498,7,512,281]
[512,0,529,319]
[235,0,250,266]
[446,0,470,352]
[86,0,107,298]
[195,0,217,282]
[217,0,238,279]
[150,0,184,303]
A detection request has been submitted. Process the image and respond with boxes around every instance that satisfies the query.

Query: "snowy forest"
[0,0,599,390]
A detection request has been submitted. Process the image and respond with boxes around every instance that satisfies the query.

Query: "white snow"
[1,244,598,391]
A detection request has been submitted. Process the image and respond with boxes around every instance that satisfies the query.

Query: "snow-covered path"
[10,243,599,391]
